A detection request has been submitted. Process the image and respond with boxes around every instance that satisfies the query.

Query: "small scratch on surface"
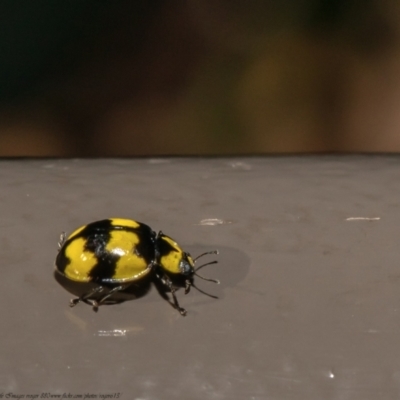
[196,218,233,226]
[96,329,127,337]
[95,326,144,337]
[229,161,252,170]
[346,217,381,221]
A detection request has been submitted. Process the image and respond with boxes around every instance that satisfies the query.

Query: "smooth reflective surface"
[0,156,399,399]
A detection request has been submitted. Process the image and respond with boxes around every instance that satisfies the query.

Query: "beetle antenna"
[191,282,219,299]
[193,250,220,284]
[193,250,219,262]
[194,270,220,284]
[194,261,220,285]
[195,259,218,272]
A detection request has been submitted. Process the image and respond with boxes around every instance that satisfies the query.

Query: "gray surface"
[1,156,400,399]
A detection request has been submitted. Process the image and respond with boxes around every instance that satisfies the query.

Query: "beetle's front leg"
[184,279,192,295]
[155,271,187,316]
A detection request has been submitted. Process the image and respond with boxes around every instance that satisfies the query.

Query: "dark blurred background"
[1,0,400,156]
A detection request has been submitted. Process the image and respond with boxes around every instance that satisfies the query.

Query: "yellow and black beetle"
[55,218,219,315]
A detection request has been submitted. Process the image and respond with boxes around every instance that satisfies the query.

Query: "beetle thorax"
[157,233,194,275]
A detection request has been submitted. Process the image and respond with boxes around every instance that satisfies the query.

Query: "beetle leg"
[58,232,66,251]
[156,271,187,316]
[86,299,100,312]
[69,286,104,311]
[96,285,126,305]
[184,279,192,295]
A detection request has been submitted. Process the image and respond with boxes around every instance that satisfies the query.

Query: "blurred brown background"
[2,0,400,156]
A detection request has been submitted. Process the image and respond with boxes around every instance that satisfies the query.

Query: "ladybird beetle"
[55,218,219,315]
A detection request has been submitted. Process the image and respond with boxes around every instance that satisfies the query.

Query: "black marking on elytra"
[55,248,70,274]
[84,232,109,257]
[110,220,157,267]
[76,221,116,283]
[59,219,160,283]
[131,225,157,267]
[57,220,114,276]
[88,252,120,284]
[78,219,114,238]
[86,220,157,283]
[157,233,178,260]
[84,231,117,283]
